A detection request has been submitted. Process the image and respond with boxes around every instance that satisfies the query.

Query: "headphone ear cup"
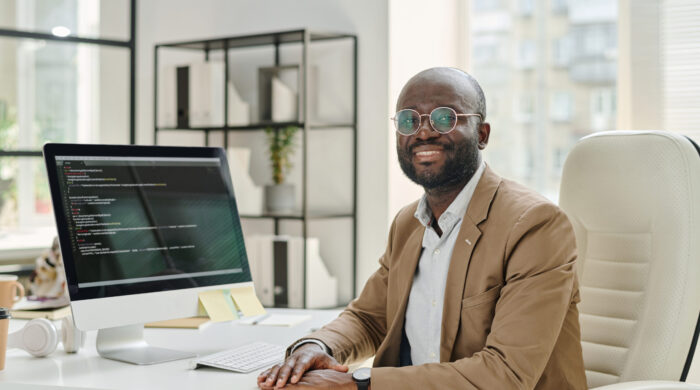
[61,316,84,353]
[7,318,59,357]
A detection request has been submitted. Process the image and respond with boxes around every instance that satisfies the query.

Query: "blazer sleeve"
[371,202,578,390]
[285,215,398,364]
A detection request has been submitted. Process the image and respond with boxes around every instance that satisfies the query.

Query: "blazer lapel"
[440,166,502,361]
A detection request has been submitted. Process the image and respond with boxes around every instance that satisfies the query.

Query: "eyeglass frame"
[391,107,482,136]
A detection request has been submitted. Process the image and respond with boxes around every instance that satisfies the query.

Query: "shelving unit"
[153,29,357,307]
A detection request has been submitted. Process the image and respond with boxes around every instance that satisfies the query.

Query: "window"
[570,24,617,59]
[473,36,507,66]
[468,0,618,200]
[516,40,536,70]
[514,93,534,123]
[550,91,573,122]
[518,0,534,17]
[552,35,572,67]
[474,0,506,12]
[0,1,134,254]
[590,88,616,131]
[551,0,568,14]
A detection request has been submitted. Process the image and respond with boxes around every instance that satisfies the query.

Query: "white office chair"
[559,131,700,390]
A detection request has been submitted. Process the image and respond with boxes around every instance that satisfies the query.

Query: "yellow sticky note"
[199,290,239,322]
[197,301,207,317]
[230,286,266,317]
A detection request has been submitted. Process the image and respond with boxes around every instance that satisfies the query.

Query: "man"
[258,67,587,389]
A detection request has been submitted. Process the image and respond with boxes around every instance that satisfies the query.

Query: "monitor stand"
[96,324,196,365]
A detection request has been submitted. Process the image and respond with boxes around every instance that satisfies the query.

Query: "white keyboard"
[193,342,286,373]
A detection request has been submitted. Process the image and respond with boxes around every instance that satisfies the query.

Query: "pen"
[251,313,271,325]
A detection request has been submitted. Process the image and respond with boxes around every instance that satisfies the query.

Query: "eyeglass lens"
[394,107,458,135]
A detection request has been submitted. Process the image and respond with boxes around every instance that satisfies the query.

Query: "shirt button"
[434,248,440,255]
[432,300,437,307]
[430,352,436,358]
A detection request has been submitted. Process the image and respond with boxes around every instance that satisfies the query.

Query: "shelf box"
[258,65,300,123]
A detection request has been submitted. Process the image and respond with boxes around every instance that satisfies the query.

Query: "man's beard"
[398,133,481,190]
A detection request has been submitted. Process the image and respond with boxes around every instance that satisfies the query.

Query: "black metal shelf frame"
[155,122,356,132]
[0,0,137,154]
[153,29,358,307]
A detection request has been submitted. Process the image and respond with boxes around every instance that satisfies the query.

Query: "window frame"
[0,0,136,256]
[0,0,136,155]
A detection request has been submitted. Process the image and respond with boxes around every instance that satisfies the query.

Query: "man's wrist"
[290,339,331,356]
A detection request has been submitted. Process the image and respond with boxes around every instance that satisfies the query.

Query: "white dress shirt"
[404,161,486,365]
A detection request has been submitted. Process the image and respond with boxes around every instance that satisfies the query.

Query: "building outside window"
[469,0,618,200]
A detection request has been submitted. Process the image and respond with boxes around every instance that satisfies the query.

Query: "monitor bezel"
[43,143,250,303]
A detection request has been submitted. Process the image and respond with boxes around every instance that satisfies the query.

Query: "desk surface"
[1,308,342,390]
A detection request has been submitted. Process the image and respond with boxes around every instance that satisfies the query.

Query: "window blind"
[662,0,700,142]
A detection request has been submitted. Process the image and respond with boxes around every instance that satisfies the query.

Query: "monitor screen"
[45,145,252,302]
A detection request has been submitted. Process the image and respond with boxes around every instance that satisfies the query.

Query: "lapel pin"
[465,239,472,245]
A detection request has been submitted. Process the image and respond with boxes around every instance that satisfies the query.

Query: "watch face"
[353,367,371,382]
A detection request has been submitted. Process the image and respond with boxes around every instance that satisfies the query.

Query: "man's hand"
[257,343,348,389]
[265,370,357,389]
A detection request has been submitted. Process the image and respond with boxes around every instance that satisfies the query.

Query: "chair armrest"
[593,381,700,390]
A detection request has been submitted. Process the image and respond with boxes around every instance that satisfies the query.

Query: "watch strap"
[356,381,370,390]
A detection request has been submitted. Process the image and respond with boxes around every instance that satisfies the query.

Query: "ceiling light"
[51,26,71,37]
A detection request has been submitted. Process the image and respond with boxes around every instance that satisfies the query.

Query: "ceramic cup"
[0,307,10,370]
[0,275,25,309]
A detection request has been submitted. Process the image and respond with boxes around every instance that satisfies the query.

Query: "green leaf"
[264,125,299,184]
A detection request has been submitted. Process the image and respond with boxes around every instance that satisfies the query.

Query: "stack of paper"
[11,305,71,320]
[145,317,210,329]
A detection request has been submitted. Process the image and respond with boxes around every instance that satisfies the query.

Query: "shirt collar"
[414,161,487,231]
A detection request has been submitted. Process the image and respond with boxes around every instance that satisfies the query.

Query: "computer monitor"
[43,143,253,365]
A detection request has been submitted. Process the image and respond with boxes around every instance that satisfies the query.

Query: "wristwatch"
[352,367,371,390]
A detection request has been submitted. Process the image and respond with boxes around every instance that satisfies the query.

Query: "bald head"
[397,67,486,122]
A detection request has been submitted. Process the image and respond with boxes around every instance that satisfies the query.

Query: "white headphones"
[8,316,85,357]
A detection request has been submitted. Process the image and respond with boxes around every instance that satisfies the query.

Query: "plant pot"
[265,184,295,213]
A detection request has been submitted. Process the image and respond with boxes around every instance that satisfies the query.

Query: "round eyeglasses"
[391,107,482,136]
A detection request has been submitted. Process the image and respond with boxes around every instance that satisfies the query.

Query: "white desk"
[0,308,342,390]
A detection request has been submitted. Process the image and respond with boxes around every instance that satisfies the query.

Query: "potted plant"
[264,125,299,213]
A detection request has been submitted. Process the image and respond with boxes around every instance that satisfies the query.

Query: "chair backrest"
[559,131,700,388]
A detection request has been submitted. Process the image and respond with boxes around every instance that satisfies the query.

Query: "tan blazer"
[298,166,587,389]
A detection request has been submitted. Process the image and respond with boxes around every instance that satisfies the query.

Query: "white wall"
[98,0,130,145]
[617,0,662,130]
[136,0,390,298]
[387,0,466,223]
